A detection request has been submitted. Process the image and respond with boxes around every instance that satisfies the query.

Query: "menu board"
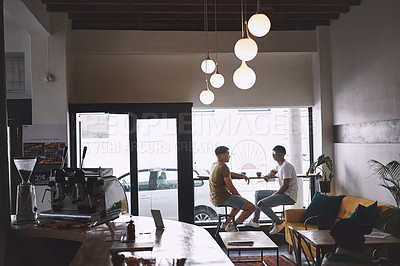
[22,124,67,164]
[22,124,67,185]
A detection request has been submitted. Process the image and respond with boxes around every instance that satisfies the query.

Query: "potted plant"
[369,159,400,238]
[306,154,334,193]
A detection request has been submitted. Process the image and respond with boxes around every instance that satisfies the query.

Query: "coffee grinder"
[14,156,38,224]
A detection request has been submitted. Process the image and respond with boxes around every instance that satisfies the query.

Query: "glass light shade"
[199,89,215,105]
[248,13,271,37]
[200,58,216,74]
[210,72,225,88]
[233,61,256,90]
[234,37,258,61]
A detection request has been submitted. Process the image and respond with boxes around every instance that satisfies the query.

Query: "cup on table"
[241,172,246,176]
[256,172,262,177]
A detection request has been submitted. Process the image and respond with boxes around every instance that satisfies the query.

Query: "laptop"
[151,209,165,229]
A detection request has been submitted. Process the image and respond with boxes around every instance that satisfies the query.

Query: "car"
[117,168,224,222]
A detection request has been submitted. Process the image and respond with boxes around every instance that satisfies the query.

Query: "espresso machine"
[13,157,38,224]
[40,147,128,225]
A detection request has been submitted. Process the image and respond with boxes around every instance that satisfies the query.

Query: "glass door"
[136,118,178,220]
[76,113,131,209]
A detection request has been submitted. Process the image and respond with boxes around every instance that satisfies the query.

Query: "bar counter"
[11,215,233,265]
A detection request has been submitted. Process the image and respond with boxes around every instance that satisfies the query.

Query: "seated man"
[209,146,256,232]
[245,145,298,234]
[322,219,376,266]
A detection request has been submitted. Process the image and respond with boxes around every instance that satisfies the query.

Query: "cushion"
[348,201,378,226]
[301,192,346,225]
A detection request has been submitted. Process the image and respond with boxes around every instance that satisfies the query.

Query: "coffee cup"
[256,172,262,177]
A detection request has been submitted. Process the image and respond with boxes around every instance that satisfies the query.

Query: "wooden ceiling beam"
[47,4,350,14]
[43,0,360,5]
[71,19,329,31]
[68,12,340,21]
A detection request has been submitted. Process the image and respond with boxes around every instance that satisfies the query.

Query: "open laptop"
[151,209,165,229]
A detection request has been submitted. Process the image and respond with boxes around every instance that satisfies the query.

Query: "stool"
[214,206,237,238]
[279,204,294,221]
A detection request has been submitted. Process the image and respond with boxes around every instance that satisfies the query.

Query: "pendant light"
[210,0,224,88]
[248,0,271,37]
[233,61,256,90]
[199,78,215,105]
[200,0,215,74]
[234,0,258,61]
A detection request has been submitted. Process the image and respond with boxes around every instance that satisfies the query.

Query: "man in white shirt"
[245,145,298,234]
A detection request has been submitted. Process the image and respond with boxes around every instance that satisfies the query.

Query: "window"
[6,53,25,93]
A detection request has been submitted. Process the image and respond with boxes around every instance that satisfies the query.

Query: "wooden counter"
[11,215,233,266]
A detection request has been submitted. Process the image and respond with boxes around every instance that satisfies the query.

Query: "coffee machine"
[40,147,128,225]
[13,157,38,224]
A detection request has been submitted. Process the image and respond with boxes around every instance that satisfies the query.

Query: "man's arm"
[263,169,277,182]
[231,172,250,184]
[223,176,240,195]
[274,178,290,194]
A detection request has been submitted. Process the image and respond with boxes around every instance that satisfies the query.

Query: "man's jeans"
[253,190,295,222]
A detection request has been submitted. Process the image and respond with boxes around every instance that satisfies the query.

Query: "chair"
[372,245,399,266]
[288,226,316,266]
[304,215,342,230]
[214,206,237,238]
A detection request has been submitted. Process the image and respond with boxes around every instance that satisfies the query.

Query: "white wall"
[4,11,32,99]
[29,13,68,125]
[331,0,400,205]
[70,30,315,107]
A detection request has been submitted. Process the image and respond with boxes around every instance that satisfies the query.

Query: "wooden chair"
[288,225,316,266]
[304,215,342,230]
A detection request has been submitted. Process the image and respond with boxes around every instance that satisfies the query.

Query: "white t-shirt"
[275,160,298,201]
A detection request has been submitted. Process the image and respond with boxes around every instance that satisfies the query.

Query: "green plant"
[306,154,334,182]
[369,159,400,237]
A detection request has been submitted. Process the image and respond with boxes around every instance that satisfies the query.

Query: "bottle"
[126,216,135,241]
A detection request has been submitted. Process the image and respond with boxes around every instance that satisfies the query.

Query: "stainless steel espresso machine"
[40,147,128,226]
[13,156,38,224]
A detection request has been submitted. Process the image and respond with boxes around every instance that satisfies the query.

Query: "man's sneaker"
[244,220,260,228]
[226,223,239,232]
[269,222,285,235]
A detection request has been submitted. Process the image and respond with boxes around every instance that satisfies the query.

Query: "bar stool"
[214,206,237,238]
[279,203,294,221]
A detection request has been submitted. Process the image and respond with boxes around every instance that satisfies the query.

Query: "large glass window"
[192,108,311,223]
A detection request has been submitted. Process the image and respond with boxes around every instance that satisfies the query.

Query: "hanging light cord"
[240,0,244,38]
[244,0,249,38]
[256,0,260,14]
[214,0,218,63]
[204,0,209,58]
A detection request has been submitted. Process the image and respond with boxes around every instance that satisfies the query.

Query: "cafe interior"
[0,0,399,265]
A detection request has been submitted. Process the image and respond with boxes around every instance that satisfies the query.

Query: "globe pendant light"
[248,0,271,37]
[201,58,216,74]
[234,0,258,61]
[248,14,271,37]
[233,61,256,90]
[199,79,215,105]
[234,36,258,61]
[210,1,224,89]
[200,0,215,74]
[210,64,225,88]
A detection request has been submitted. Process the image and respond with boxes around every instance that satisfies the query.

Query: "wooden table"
[11,215,233,266]
[297,229,400,265]
[219,231,279,266]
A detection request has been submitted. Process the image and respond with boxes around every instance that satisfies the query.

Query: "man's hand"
[243,175,250,184]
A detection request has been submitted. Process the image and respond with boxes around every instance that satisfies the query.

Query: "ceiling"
[42,0,361,31]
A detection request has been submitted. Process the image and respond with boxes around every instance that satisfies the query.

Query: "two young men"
[210,145,298,234]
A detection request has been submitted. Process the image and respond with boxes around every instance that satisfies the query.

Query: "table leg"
[316,247,322,266]
[277,248,279,266]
